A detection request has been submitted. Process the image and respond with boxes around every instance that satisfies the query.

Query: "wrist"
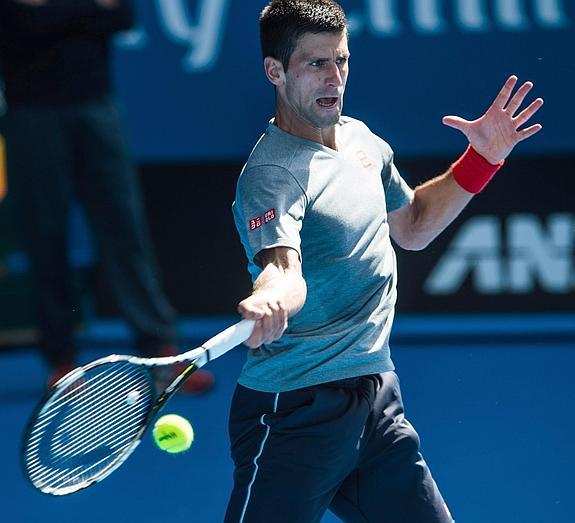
[450,145,504,194]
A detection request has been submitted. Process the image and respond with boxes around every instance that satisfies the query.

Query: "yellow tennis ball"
[152,414,194,454]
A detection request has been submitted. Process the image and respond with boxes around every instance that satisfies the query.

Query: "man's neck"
[274,109,338,151]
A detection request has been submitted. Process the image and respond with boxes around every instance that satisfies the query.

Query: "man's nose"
[325,62,343,87]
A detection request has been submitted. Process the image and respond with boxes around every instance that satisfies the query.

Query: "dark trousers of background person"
[4,95,177,366]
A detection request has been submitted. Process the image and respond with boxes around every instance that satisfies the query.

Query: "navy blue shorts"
[225,371,453,523]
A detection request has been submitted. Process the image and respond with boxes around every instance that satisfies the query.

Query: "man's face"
[281,30,349,129]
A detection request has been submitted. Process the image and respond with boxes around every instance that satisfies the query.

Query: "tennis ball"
[152,414,194,454]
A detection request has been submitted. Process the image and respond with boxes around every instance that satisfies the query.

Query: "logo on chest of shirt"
[248,208,276,231]
[356,150,373,169]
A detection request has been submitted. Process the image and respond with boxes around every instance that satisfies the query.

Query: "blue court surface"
[2,314,574,523]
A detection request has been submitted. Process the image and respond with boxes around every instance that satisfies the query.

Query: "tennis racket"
[22,319,254,496]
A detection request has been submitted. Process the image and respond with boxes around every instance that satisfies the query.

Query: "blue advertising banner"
[112,0,574,162]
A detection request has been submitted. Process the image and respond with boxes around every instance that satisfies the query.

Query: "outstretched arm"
[389,75,543,251]
[238,247,307,349]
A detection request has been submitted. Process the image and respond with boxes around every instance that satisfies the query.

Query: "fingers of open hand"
[503,80,533,116]
[513,97,544,128]
[483,78,543,149]
[491,75,519,110]
[516,123,543,142]
[492,78,543,132]
[441,115,470,133]
[444,76,542,160]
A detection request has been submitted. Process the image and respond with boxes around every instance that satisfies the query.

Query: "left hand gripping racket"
[22,319,254,496]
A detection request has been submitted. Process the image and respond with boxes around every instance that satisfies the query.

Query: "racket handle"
[203,319,255,361]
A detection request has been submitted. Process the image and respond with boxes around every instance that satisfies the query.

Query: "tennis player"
[227,1,543,521]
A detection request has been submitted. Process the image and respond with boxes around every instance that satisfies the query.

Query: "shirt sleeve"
[233,164,307,273]
[376,136,414,212]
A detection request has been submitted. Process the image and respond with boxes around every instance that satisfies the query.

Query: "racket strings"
[26,363,151,489]
[24,360,155,494]
[32,367,139,449]
[43,366,146,453]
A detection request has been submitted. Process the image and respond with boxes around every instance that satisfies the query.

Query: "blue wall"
[113,0,575,162]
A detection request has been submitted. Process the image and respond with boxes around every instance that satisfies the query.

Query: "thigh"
[331,372,454,523]
[70,98,147,240]
[4,106,72,229]
[71,96,133,188]
[69,98,160,279]
[4,106,72,263]
[225,384,369,523]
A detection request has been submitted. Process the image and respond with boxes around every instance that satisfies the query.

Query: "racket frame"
[22,319,254,495]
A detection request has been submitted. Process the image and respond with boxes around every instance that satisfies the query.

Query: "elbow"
[393,234,432,251]
[392,221,437,250]
[390,210,436,251]
[389,197,433,251]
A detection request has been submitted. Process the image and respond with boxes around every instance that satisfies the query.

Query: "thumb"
[442,115,469,132]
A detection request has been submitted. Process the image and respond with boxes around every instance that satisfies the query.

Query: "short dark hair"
[259,0,348,71]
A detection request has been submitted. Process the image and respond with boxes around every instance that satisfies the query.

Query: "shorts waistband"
[321,375,376,389]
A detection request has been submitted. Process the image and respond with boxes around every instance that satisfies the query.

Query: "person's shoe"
[156,345,215,395]
[47,362,76,388]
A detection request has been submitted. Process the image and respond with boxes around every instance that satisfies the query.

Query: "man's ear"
[263,56,285,87]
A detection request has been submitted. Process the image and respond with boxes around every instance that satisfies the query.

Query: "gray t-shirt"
[232,116,414,392]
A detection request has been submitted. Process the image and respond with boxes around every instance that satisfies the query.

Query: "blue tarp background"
[113,1,575,161]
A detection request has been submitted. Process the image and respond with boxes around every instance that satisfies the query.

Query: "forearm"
[389,171,473,251]
[238,247,306,348]
[251,261,307,318]
[409,172,473,248]
[390,145,506,250]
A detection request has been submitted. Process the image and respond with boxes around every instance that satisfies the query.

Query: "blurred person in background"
[0,0,214,393]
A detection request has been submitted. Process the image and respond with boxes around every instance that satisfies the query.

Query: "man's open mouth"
[316,97,338,108]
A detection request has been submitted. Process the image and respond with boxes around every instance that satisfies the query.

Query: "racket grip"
[203,319,255,361]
